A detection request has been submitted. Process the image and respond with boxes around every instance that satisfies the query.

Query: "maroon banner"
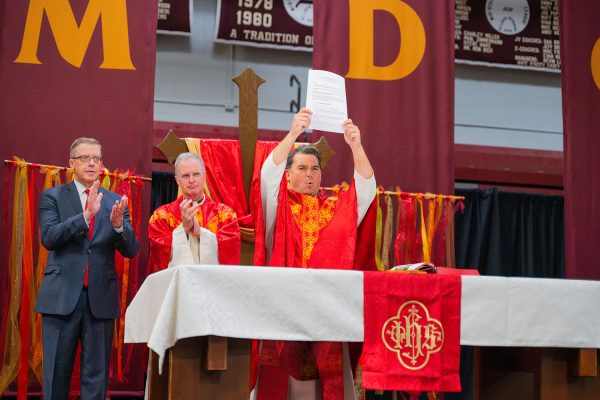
[455,0,560,71]
[560,1,600,279]
[0,0,157,394]
[361,272,461,392]
[215,0,313,51]
[313,0,454,194]
[158,0,191,35]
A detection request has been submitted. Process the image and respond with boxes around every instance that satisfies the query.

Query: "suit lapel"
[65,181,83,214]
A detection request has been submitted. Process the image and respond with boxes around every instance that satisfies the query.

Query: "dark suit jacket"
[35,181,139,319]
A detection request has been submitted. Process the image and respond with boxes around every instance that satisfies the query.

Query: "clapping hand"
[180,199,201,234]
[84,180,103,222]
[110,195,128,228]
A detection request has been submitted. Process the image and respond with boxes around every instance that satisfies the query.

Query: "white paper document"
[305,69,347,133]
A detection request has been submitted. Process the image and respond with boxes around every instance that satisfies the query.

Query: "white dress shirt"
[73,179,124,233]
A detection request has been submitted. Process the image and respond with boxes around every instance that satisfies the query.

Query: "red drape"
[199,139,278,231]
[200,140,249,222]
[393,197,459,267]
[0,164,15,377]
[313,0,454,193]
[560,0,600,279]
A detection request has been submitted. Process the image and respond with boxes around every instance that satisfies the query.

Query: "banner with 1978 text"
[215,0,313,51]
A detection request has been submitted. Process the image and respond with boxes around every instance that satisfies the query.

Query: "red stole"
[269,179,358,269]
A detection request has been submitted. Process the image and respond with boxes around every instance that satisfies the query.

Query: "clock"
[485,0,530,35]
[283,0,313,27]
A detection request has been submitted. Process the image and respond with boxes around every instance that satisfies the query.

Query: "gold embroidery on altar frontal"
[290,194,338,267]
[381,301,444,370]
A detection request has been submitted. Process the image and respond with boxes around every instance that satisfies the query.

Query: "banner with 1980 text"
[215,0,313,51]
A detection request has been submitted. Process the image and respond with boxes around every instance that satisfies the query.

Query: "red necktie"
[84,189,95,287]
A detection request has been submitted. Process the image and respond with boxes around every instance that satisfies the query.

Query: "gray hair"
[69,137,102,158]
[285,145,322,170]
[174,152,206,174]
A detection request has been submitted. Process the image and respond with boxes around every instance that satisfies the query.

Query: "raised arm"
[271,108,313,165]
[343,119,374,179]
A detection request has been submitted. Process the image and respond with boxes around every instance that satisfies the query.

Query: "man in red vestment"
[256,108,376,400]
[148,152,240,273]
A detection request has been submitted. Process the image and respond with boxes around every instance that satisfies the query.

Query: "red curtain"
[313,0,454,193]
[560,0,600,279]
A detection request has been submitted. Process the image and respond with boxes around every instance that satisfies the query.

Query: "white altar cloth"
[125,265,600,368]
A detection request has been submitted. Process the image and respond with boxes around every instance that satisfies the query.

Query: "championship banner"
[361,272,461,392]
[0,0,157,396]
[455,0,560,71]
[215,0,313,51]
[313,0,454,193]
[560,1,600,279]
[158,0,192,35]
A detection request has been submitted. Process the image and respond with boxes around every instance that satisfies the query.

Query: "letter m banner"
[0,3,157,396]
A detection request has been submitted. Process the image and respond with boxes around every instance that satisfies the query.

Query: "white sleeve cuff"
[355,170,377,225]
[261,153,286,261]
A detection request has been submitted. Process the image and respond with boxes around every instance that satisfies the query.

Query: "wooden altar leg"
[472,346,481,400]
[478,347,600,400]
[205,335,228,370]
[148,349,168,400]
[568,349,597,377]
[148,336,251,400]
[539,348,600,400]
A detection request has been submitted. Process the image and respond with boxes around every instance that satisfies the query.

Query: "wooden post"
[232,68,265,200]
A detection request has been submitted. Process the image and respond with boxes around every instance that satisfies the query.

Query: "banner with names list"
[455,0,560,72]
[158,0,192,35]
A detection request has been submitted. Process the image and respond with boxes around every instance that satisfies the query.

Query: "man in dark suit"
[35,137,139,400]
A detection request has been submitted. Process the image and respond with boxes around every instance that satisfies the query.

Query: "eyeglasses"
[177,172,203,181]
[72,155,103,163]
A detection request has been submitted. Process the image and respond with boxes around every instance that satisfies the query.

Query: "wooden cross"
[156,67,335,202]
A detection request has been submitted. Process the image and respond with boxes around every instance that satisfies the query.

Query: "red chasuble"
[148,196,240,273]
[256,180,362,400]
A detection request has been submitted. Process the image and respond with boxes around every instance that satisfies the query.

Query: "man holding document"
[255,92,376,398]
[259,108,376,267]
